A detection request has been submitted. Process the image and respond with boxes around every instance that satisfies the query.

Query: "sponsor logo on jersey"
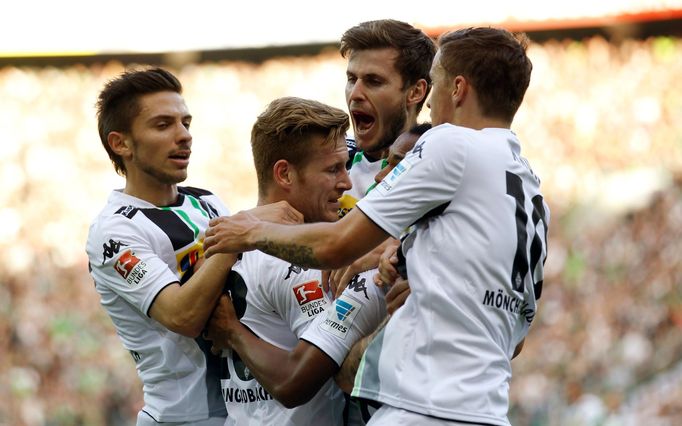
[115,205,137,218]
[221,382,274,403]
[482,288,536,324]
[337,193,358,219]
[412,140,425,159]
[101,239,127,264]
[320,294,362,339]
[347,274,369,300]
[114,249,148,286]
[176,244,202,281]
[376,157,413,195]
[293,280,328,317]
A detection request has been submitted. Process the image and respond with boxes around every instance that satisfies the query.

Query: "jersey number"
[506,172,548,299]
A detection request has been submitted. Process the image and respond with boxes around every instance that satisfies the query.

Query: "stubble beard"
[365,105,407,159]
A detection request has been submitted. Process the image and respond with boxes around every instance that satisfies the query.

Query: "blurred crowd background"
[1,23,682,426]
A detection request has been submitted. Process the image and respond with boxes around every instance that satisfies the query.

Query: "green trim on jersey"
[364,159,389,195]
[163,206,200,239]
[187,195,209,218]
[352,151,364,166]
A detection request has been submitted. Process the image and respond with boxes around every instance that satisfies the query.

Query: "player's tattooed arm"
[255,240,323,270]
[205,207,390,272]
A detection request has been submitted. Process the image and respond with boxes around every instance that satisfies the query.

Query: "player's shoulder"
[409,123,474,159]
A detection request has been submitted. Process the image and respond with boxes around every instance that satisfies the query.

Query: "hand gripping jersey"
[338,137,386,218]
[85,187,230,423]
[353,125,550,425]
[220,251,345,426]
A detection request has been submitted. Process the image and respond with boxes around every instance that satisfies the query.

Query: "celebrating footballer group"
[87,18,549,426]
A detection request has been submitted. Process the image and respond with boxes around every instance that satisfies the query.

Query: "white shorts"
[367,405,480,426]
[136,411,226,426]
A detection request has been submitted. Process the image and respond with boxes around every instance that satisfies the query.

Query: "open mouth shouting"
[351,110,376,139]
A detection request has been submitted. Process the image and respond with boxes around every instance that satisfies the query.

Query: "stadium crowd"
[1,33,681,425]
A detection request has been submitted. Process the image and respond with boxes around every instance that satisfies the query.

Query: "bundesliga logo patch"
[114,249,148,287]
[320,294,362,339]
[293,280,327,318]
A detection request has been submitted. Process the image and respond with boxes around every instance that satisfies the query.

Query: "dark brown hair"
[340,19,436,112]
[96,67,182,176]
[438,27,532,122]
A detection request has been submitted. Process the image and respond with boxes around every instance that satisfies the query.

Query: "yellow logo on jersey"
[176,243,203,279]
[338,194,359,218]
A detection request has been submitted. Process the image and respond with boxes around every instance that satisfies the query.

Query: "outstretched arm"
[205,295,339,408]
[149,201,302,337]
[204,208,389,270]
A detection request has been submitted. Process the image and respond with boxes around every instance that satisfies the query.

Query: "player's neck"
[124,178,179,206]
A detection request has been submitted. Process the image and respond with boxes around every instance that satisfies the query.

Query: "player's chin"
[171,169,189,183]
[325,206,341,222]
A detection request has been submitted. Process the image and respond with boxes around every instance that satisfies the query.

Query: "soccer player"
[204,27,550,426]
[331,18,436,296]
[205,123,430,426]
[85,67,299,426]
[207,97,364,425]
[338,19,435,215]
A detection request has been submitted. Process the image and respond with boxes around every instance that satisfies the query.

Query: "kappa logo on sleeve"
[114,249,148,287]
[102,239,127,264]
[319,294,362,339]
[293,280,328,318]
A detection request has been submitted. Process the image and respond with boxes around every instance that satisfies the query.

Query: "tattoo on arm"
[255,239,322,269]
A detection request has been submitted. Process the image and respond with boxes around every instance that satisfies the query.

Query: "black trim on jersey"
[410,201,451,228]
[299,338,343,368]
[140,409,159,422]
[179,186,214,197]
[195,334,229,417]
[346,138,359,170]
[349,396,382,423]
[139,208,195,251]
[114,205,138,219]
[145,281,178,317]
[396,243,408,280]
[179,186,221,218]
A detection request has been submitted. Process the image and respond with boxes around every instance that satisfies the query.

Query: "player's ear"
[273,159,296,190]
[108,131,132,157]
[406,79,428,108]
[452,75,468,106]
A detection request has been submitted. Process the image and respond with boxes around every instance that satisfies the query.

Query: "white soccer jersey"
[220,251,345,426]
[86,187,230,423]
[339,138,386,218]
[353,124,550,425]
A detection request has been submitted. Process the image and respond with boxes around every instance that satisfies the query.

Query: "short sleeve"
[300,270,387,366]
[356,124,469,238]
[87,217,179,316]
